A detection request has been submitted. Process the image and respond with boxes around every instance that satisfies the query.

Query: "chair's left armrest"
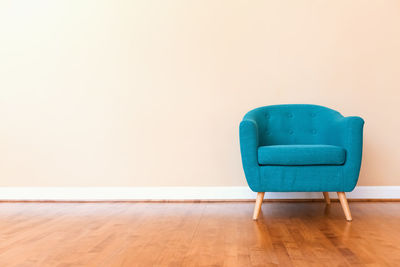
[335,116,364,154]
[330,116,365,191]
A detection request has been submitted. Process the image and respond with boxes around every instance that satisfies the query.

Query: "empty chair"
[239,104,364,221]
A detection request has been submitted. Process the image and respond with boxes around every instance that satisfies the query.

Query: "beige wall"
[0,0,399,187]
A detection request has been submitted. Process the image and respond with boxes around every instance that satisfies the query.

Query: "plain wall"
[1,0,399,187]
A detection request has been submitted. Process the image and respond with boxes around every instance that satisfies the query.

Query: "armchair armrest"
[330,116,365,191]
[335,116,364,154]
[239,119,261,191]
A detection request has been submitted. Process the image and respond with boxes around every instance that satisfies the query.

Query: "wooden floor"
[0,202,400,266]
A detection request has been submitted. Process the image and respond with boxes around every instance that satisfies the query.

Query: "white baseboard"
[0,186,399,201]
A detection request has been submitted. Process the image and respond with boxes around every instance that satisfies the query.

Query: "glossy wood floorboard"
[0,202,399,266]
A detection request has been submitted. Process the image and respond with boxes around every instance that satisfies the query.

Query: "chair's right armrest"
[239,119,261,191]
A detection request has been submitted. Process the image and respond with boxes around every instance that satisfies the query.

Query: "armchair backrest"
[243,104,343,146]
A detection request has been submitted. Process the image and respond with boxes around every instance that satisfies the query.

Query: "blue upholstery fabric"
[257,145,346,166]
[239,104,364,192]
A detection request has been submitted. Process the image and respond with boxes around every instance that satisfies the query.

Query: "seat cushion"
[257,145,346,166]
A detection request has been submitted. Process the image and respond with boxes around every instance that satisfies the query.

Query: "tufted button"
[311,129,317,135]
[264,113,270,119]
[289,130,294,135]
[287,113,293,118]
[310,113,316,118]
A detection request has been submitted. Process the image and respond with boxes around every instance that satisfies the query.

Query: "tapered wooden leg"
[337,192,352,221]
[253,192,265,220]
[323,192,331,204]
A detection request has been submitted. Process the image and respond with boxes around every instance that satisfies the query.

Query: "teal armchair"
[239,104,364,221]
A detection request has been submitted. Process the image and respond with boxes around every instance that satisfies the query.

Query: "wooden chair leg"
[337,192,352,221]
[323,192,331,204]
[253,192,265,220]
